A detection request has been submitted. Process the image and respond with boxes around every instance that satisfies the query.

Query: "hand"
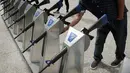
[117,16,124,20]
[117,13,124,20]
[116,18,122,25]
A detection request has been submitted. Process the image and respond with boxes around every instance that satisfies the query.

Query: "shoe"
[111,59,122,67]
[90,60,100,70]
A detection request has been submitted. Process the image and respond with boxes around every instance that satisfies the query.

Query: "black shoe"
[90,60,100,70]
[111,59,122,67]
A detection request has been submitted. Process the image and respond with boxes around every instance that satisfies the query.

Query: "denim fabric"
[94,13,127,61]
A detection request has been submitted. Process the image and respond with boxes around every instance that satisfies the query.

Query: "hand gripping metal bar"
[60,4,88,21]
[58,15,70,26]
[22,31,47,53]
[44,8,54,16]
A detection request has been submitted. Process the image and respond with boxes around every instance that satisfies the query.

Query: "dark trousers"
[57,0,69,12]
[94,13,127,61]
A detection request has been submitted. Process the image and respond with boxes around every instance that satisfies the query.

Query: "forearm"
[69,13,84,26]
[117,0,124,19]
[63,13,84,32]
[63,17,81,32]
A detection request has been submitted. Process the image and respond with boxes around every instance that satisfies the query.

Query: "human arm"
[63,12,85,32]
[117,0,125,20]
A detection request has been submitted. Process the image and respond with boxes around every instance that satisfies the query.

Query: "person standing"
[60,0,128,69]
[90,0,128,69]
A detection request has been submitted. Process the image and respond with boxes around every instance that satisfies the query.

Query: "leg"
[91,23,110,69]
[110,13,127,67]
[57,0,63,12]
[48,0,62,12]
[112,13,127,60]
[94,24,110,61]
[64,0,69,12]
[89,5,108,61]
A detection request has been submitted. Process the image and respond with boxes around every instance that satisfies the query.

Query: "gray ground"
[0,0,130,73]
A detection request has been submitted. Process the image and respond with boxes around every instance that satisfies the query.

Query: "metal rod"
[39,47,67,73]
[4,9,18,21]
[0,0,6,2]
[0,0,7,5]
[1,6,14,16]
[8,14,25,28]
[0,2,10,11]
[81,14,108,40]
[22,31,47,53]
[8,21,16,28]
[38,0,50,7]
[87,14,108,33]
[14,21,34,39]
[1,12,34,73]
[41,36,46,56]
[0,0,5,2]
